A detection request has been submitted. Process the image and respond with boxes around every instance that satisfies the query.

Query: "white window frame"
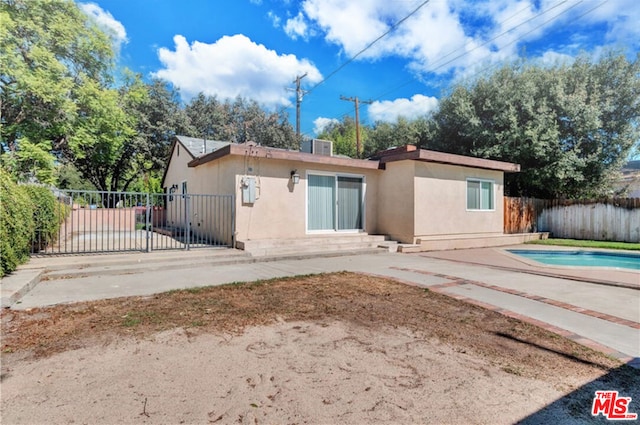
[305,170,366,234]
[466,178,495,211]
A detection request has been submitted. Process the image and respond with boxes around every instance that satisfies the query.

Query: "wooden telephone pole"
[289,73,307,149]
[340,95,372,158]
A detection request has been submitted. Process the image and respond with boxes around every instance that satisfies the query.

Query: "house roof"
[373,145,520,172]
[175,135,231,157]
[161,135,233,187]
[185,141,520,173]
[188,143,381,170]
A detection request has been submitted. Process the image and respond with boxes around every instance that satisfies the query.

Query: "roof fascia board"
[381,149,520,172]
[161,136,197,187]
[189,144,380,170]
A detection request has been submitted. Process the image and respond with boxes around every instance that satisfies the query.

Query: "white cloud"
[153,34,323,108]
[368,94,438,122]
[537,50,574,66]
[302,0,391,59]
[267,11,281,28]
[586,0,640,47]
[78,3,127,50]
[313,117,339,135]
[284,12,309,40]
[294,0,638,79]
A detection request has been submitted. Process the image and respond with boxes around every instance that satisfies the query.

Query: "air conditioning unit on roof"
[301,139,333,156]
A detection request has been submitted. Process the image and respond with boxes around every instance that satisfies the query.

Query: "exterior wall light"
[290,170,300,185]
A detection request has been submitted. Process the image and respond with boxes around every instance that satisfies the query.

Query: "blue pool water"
[507,250,640,270]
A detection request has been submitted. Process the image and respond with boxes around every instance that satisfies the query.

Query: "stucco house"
[162,135,539,253]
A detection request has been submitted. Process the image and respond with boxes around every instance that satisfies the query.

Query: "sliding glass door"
[337,176,363,230]
[308,175,336,231]
[307,174,363,232]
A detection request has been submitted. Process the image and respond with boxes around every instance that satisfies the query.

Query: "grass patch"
[121,310,165,327]
[526,238,640,251]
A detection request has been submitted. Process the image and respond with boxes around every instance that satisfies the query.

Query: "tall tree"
[365,116,432,158]
[63,76,137,192]
[124,76,190,188]
[429,52,640,198]
[184,95,297,149]
[316,116,365,158]
[184,93,228,140]
[0,0,114,183]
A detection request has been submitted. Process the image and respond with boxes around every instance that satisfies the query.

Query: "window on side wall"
[467,179,494,210]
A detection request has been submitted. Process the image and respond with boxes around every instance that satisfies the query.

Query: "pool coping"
[420,245,639,290]
[501,247,640,273]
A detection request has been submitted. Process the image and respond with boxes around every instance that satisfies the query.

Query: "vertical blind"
[308,175,363,231]
[308,175,335,230]
[337,177,363,230]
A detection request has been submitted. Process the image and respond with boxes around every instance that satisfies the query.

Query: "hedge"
[0,170,34,277]
[0,170,62,277]
[22,185,63,252]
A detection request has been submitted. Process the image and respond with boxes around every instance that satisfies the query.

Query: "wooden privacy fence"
[503,197,549,234]
[504,197,640,243]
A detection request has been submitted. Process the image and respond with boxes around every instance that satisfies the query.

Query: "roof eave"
[380,149,520,172]
[161,136,197,187]
[189,144,381,170]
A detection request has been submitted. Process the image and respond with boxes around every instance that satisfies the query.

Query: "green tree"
[0,0,114,183]
[429,52,640,198]
[365,116,432,158]
[185,93,229,140]
[316,116,366,158]
[62,76,137,193]
[124,78,191,193]
[184,95,297,149]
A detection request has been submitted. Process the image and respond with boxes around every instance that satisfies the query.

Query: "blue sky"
[78,0,639,138]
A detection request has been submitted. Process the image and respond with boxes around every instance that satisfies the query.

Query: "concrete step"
[31,245,385,283]
[397,244,422,253]
[26,248,246,272]
[246,242,387,257]
[237,234,387,250]
[40,252,253,280]
[377,241,399,252]
[414,232,548,252]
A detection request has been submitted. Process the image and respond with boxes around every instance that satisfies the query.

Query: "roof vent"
[301,139,333,156]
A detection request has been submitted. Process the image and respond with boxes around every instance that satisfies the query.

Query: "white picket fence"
[537,200,640,243]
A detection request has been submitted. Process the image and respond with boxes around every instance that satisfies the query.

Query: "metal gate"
[31,190,235,255]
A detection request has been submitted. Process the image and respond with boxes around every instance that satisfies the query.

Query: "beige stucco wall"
[162,143,196,229]
[165,147,507,244]
[376,161,416,243]
[163,143,195,195]
[413,162,504,238]
[187,155,381,242]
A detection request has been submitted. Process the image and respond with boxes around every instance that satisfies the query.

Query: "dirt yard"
[1,272,638,424]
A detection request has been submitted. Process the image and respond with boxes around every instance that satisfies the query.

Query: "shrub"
[22,185,61,252]
[0,170,34,277]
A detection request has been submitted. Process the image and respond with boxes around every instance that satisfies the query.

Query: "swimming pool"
[507,250,640,270]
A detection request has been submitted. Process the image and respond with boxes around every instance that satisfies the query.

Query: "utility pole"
[340,95,372,158]
[288,73,307,149]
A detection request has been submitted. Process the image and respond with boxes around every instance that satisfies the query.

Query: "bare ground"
[1,272,638,424]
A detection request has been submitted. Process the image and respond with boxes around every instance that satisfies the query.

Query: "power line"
[370,0,578,105]
[301,0,606,136]
[305,0,431,97]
